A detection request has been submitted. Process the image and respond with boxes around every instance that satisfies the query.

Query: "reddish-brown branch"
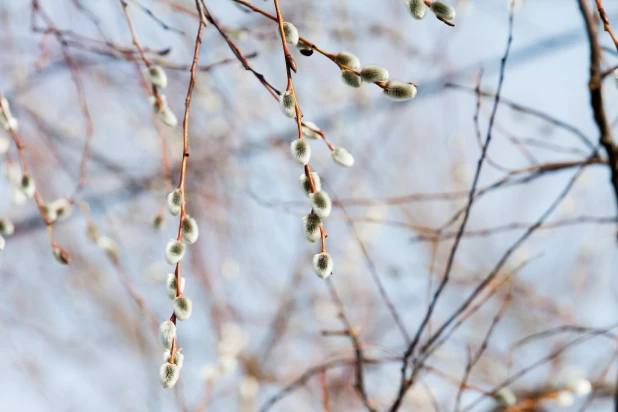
[596,0,618,52]
[231,0,418,88]
[270,0,328,253]
[0,92,65,256]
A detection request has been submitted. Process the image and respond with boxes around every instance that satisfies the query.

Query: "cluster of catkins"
[0,99,36,208]
[0,96,75,254]
[406,0,456,22]
[277,23,417,102]
[146,65,178,127]
[0,96,18,133]
[282,118,340,279]
[0,218,14,252]
[0,164,37,252]
[157,189,199,388]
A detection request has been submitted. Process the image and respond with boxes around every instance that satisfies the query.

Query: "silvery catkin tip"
[313,252,333,279]
[146,65,168,89]
[159,320,176,349]
[302,213,321,243]
[309,191,332,218]
[334,51,361,70]
[174,295,193,321]
[341,70,362,88]
[166,273,186,299]
[165,239,186,265]
[167,189,182,216]
[332,147,355,167]
[430,1,456,20]
[291,139,311,165]
[279,91,296,118]
[360,65,389,82]
[302,121,322,139]
[20,175,35,198]
[0,219,14,236]
[279,22,299,45]
[181,215,199,244]
[407,0,428,19]
[49,198,73,222]
[299,172,321,196]
[160,362,180,388]
[383,80,417,101]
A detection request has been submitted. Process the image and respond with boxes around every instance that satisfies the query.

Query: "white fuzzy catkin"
[0,235,4,251]
[159,106,178,127]
[290,139,311,165]
[430,1,456,20]
[567,378,592,396]
[296,40,312,55]
[313,252,333,279]
[167,273,186,299]
[0,219,14,236]
[494,388,517,407]
[299,172,321,196]
[555,390,574,407]
[0,136,9,154]
[11,188,26,205]
[360,65,389,82]
[384,80,417,101]
[407,0,428,19]
[302,121,322,139]
[332,147,355,167]
[52,247,70,265]
[160,362,180,388]
[341,70,362,88]
[150,95,163,113]
[147,65,168,88]
[224,28,248,41]
[181,215,199,244]
[334,51,360,70]
[43,204,58,223]
[153,214,165,230]
[309,191,332,218]
[0,96,10,122]
[279,91,296,118]
[0,97,17,131]
[165,239,186,265]
[97,236,118,259]
[167,189,182,216]
[174,296,193,321]
[6,117,17,131]
[20,175,35,197]
[163,349,185,368]
[159,320,177,349]
[49,198,72,222]
[279,22,299,45]
[302,213,321,243]
[150,94,178,127]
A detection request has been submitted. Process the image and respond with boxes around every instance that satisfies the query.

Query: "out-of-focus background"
[1,0,618,410]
